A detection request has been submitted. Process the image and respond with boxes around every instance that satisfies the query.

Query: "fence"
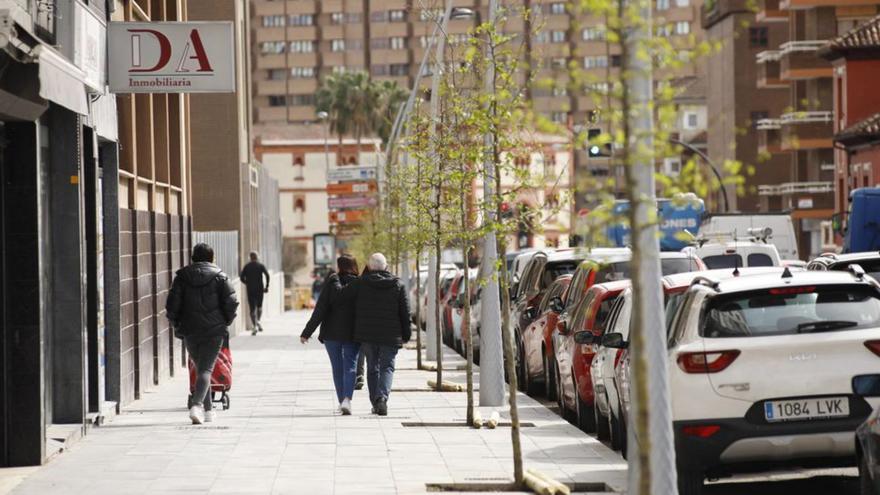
[192,230,240,279]
[258,167,282,272]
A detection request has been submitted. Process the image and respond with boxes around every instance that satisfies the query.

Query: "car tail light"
[682,425,720,438]
[865,340,880,357]
[677,350,740,373]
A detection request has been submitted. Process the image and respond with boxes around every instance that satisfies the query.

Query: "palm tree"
[373,80,408,146]
[316,72,354,150]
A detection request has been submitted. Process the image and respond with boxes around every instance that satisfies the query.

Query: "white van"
[699,214,799,260]
[683,230,782,269]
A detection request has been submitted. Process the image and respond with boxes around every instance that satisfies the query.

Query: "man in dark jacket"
[167,243,238,425]
[344,253,411,416]
[240,251,270,336]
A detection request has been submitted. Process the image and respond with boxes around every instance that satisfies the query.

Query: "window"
[750,110,769,128]
[371,38,390,49]
[551,57,567,69]
[552,112,567,123]
[289,94,316,106]
[370,11,389,22]
[676,21,690,35]
[702,254,743,269]
[420,8,442,21]
[268,95,286,107]
[294,197,305,228]
[657,0,670,9]
[664,157,682,176]
[289,40,315,53]
[390,10,406,22]
[260,41,286,54]
[332,66,347,74]
[611,55,622,67]
[550,2,566,14]
[293,157,304,180]
[584,56,608,69]
[675,0,690,5]
[331,39,346,52]
[535,31,550,44]
[683,111,699,129]
[551,30,566,43]
[582,27,605,41]
[267,69,287,80]
[289,14,314,26]
[552,86,568,96]
[749,27,768,48]
[657,24,673,36]
[290,67,316,78]
[330,12,344,24]
[390,64,408,76]
[346,39,363,50]
[262,15,285,27]
[372,65,390,76]
[419,36,430,48]
[660,257,701,275]
[345,13,362,23]
[390,37,406,50]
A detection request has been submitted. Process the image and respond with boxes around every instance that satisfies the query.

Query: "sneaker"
[376,398,388,416]
[355,376,365,390]
[258,323,264,332]
[252,329,258,336]
[205,410,216,423]
[340,398,352,416]
[189,405,205,425]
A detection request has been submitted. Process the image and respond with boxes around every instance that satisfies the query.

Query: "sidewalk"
[7,311,626,495]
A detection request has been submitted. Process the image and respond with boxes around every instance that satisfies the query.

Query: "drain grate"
[401,421,536,428]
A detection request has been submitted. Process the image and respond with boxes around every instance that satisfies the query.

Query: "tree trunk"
[434,175,443,391]
[415,246,423,370]
[462,181,474,424]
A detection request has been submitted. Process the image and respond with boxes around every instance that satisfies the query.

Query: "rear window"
[660,257,701,275]
[702,254,742,269]
[543,261,579,288]
[700,285,880,338]
[594,262,631,283]
[747,253,774,267]
[831,260,880,281]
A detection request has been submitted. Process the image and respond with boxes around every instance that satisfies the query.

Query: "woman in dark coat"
[300,255,360,414]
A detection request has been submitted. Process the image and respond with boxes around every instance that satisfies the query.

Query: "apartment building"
[750,0,877,257]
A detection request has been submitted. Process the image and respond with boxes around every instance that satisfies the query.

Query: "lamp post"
[317,111,331,175]
[669,137,729,213]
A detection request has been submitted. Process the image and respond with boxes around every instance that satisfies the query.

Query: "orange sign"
[327,182,377,195]
[329,209,369,224]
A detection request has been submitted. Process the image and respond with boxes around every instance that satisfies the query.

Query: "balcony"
[756,51,787,89]
[780,0,871,9]
[757,119,785,154]
[758,182,834,211]
[779,41,833,80]
[701,0,751,29]
[756,0,787,22]
[780,111,834,150]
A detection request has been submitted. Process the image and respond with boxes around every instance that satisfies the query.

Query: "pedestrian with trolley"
[241,251,270,336]
[167,243,239,425]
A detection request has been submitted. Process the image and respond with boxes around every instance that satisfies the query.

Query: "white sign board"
[108,22,235,93]
[326,166,377,182]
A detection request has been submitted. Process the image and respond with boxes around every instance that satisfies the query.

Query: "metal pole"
[624,0,678,492]
[478,0,504,407]
[424,0,456,362]
[669,137,728,212]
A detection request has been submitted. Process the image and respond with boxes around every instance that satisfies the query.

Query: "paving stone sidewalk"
[7,310,626,495]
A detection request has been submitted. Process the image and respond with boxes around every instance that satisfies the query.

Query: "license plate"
[764,397,850,422]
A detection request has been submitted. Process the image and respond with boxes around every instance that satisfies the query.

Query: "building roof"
[822,14,880,60]
[835,112,880,146]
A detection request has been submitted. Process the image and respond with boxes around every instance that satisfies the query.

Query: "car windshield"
[660,257,701,275]
[702,254,742,269]
[543,261,579,287]
[701,285,880,338]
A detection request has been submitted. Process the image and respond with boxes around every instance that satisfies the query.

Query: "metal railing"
[780,40,829,53]
[193,231,240,279]
[757,181,834,196]
[756,118,782,130]
[756,50,782,63]
[780,111,834,124]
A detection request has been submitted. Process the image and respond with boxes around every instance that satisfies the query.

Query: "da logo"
[128,28,213,74]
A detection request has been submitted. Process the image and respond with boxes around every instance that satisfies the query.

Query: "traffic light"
[587,128,612,157]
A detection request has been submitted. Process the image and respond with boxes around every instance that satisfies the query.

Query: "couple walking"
[300,253,411,416]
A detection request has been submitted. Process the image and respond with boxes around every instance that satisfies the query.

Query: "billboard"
[313,234,336,266]
[108,22,235,93]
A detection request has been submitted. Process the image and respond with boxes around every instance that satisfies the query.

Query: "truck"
[601,194,705,251]
[698,213,799,260]
[842,187,880,253]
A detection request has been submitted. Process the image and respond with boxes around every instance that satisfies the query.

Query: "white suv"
[666,267,880,494]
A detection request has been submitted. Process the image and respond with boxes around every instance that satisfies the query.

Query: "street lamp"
[669,137,729,213]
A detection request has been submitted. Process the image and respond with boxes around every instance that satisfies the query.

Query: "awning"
[36,45,88,116]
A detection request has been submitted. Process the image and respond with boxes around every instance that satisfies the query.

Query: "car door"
[557,289,596,411]
[592,296,624,416]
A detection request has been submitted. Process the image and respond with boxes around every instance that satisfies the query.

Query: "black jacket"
[166,262,239,338]
[240,261,269,293]
[301,272,357,343]
[344,270,411,347]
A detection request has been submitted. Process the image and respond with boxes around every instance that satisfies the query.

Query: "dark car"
[858,403,880,495]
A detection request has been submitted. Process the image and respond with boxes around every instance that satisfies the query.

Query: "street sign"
[313,233,335,266]
[330,210,369,224]
[108,22,235,93]
[327,181,377,195]
[328,195,377,210]
[326,166,377,182]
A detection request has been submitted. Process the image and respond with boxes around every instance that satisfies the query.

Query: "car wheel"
[543,351,557,401]
[594,396,610,441]
[609,409,623,451]
[677,470,704,495]
[575,380,596,433]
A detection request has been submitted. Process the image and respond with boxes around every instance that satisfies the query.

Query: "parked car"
[589,288,632,451]
[441,271,467,348]
[410,264,458,327]
[512,250,584,389]
[699,213,799,260]
[521,275,571,396]
[554,280,629,432]
[857,403,880,495]
[449,269,479,353]
[662,268,880,494]
[683,230,782,269]
[808,251,880,280]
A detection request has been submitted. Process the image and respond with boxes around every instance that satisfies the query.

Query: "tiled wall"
[118,208,191,406]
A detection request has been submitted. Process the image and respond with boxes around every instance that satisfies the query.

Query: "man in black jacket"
[240,251,270,336]
[167,243,239,425]
[345,253,411,416]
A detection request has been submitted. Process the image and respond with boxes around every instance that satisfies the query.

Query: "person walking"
[300,255,361,415]
[166,243,238,425]
[240,251,270,336]
[345,253,411,416]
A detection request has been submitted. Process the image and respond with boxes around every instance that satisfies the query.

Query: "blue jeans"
[324,340,361,403]
[362,343,399,404]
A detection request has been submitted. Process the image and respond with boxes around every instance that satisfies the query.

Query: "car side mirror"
[573,330,593,344]
[526,307,538,320]
[549,296,564,313]
[556,320,568,335]
[601,332,628,349]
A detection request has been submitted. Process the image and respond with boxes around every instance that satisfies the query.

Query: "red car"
[441,271,464,348]
[521,275,571,397]
[553,280,630,432]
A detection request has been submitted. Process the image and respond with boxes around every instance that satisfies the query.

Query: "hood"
[339,273,358,286]
[178,262,223,287]
[361,270,400,289]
